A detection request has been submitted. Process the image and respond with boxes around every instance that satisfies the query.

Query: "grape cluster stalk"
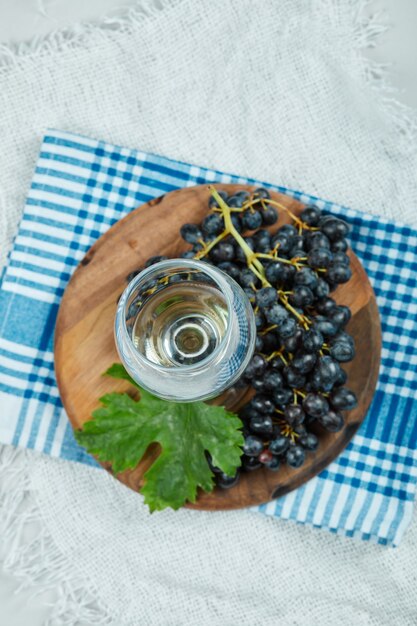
[138,186,358,490]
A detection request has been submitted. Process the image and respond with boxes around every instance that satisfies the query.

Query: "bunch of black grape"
[140,188,357,488]
[159,186,358,489]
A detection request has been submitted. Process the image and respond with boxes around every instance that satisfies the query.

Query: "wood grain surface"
[54,184,381,510]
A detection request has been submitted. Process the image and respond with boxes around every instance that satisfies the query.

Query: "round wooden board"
[55,184,381,511]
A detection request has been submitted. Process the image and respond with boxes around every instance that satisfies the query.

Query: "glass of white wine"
[115,258,256,401]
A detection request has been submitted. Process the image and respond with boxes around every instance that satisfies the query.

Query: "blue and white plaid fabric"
[1,129,416,546]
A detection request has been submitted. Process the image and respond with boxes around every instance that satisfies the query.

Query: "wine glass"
[115,258,256,402]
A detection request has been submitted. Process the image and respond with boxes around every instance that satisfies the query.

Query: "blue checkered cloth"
[1,130,417,546]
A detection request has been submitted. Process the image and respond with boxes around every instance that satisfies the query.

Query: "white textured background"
[0,1,416,624]
[0,0,416,107]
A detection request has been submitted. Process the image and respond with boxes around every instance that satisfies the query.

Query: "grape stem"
[260,324,278,335]
[207,186,313,329]
[248,263,266,285]
[242,195,310,229]
[279,421,299,442]
[294,389,307,399]
[266,348,289,365]
[278,291,310,329]
[209,187,268,285]
[255,252,304,269]
[194,229,228,259]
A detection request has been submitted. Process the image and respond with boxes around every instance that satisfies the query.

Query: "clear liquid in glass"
[132,281,229,367]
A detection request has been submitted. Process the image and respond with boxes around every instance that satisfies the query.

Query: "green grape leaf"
[74,364,244,511]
